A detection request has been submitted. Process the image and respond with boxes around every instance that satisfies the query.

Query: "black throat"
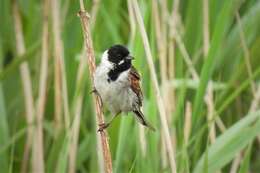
[107,60,131,82]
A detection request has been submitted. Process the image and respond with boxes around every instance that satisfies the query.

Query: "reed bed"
[0,0,260,173]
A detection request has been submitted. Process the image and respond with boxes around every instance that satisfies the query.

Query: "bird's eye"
[117,54,123,59]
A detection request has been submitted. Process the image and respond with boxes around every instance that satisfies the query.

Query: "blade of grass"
[238,142,253,173]
[194,110,260,173]
[193,0,244,126]
[0,41,9,173]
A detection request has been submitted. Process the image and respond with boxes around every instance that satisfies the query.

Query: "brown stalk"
[68,48,87,173]
[184,101,192,145]
[151,1,168,168]
[138,124,147,157]
[51,0,63,132]
[132,0,177,172]
[12,2,36,173]
[127,0,146,156]
[78,1,113,173]
[203,0,210,56]
[205,83,216,143]
[68,96,83,173]
[127,0,136,44]
[90,0,101,27]
[32,0,51,172]
[202,0,217,144]
[51,0,70,132]
[168,0,179,115]
[52,0,69,131]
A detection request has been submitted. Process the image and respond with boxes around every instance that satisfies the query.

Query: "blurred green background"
[0,0,260,172]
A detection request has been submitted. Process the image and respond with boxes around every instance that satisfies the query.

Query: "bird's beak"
[127,55,134,60]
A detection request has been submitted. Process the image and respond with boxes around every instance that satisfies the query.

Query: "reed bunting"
[94,45,155,131]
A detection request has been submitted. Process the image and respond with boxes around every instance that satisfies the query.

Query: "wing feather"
[129,66,143,106]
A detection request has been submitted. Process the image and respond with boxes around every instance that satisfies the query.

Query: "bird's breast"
[94,67,135,113]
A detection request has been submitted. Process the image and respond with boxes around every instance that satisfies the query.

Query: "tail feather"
[133,110,156,131]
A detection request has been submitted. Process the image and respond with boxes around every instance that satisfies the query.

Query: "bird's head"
[101,44,134,68]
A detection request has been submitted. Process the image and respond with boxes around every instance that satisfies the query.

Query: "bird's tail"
[133,109,156,131]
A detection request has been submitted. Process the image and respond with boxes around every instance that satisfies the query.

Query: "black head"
[107,45,132,64]
[106,45,134,81]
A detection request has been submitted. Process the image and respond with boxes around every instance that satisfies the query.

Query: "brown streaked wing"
[129,66,143,106]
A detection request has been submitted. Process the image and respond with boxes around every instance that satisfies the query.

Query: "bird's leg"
[98,112,121,132]
[90,87,104,108]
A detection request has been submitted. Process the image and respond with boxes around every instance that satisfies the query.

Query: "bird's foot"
[90,88,104,108]
[98,122,110,132]
[90,88,98,94]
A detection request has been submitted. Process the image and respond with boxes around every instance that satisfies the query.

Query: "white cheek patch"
[118,59,124,65]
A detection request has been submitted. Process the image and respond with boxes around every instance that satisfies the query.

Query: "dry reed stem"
[184,101,192,145]
[156,0,172,123]
[12,2,36,173]
[167,1,179,162]
[78,1,113,173]
[203,0,210,56]
[68,97,83,173]
[249,85,260,112]
[90,0,100,27]
[159,0,168,92]
[249,85,260,143]
[230,153,242,173]
[127,0,147,156]
[127,0,136,44]
[68,48,87,173]
[132,0,177,172]
[174,33,199,80]
[205,83,216,143]
[151,1,168,168]
[236,12,256,97]
[61,0,70,29]
[138,124,147,157]
[33,0,51,172]
[203,0,216,144]
[51,0,63,131]
[168,0,179,115]
[216,116,226,133]
[51,0,70,131]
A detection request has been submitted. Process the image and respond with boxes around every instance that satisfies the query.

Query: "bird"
[93,44,155,131]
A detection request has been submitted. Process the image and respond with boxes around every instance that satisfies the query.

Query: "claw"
[90,88,104,107]
[90,88,98,94]
[98,123,110,132]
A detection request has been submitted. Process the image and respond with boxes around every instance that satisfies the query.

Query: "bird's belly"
[94,67,136,114]
[94,79,134,114]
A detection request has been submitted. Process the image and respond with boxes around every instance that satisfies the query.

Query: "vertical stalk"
[32,0,51,172]
[12,2,35,173]
[78,1,113,173]
[51,0,70,132]
[132,0,177,172]
[152,1,168,168]
[68,49,87,173]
